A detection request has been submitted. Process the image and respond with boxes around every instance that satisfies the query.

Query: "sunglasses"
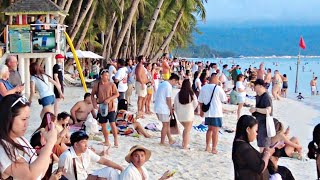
[11,96,29,108]
[100,69,109,74]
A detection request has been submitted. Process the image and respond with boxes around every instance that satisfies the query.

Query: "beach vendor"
[120,145,172,180]
[58,131,123,180]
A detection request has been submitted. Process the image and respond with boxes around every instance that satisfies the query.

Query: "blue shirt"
[0,79,14,101]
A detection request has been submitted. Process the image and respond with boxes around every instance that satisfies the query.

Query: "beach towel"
[145,123,160,132]
[193,124,208,132]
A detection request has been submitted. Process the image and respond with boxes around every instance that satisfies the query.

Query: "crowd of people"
[0,53,319,180]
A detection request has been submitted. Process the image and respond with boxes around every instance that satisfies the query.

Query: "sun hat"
[55,54,65,59]
[125,145,151,163]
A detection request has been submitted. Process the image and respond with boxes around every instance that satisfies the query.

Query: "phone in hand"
[46,113,51,131]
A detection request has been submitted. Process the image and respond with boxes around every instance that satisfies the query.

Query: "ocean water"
[192,56,320,126]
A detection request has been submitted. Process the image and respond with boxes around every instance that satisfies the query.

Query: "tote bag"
[266,109,276,137]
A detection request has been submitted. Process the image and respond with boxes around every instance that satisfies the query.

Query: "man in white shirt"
[114,59,128,100]
[154,73,180,145]
[58,131,123,180]
[198,73,227,154]
[108,60,117,83]
[120,145,171,180]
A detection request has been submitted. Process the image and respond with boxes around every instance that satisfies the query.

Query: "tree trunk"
[59,0,73,23]
[117,0,125,37]
[132,22,137,58]
[68,0,83,33]
[58,0,67,9]
[105,30,114,64]
[54,0,58,4]
[122,22,132,59]
[102,13,117,57]
[150,8,184,62]
[138,0,164,56]
[111,0,140,59]
[75,3,96,50]
[69,0,94,44]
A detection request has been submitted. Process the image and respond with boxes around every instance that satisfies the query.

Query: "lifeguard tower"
[1,0,67,94]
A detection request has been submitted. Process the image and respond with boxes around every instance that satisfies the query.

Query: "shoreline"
[25,86,320,179]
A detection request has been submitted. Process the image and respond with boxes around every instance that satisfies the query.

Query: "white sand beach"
[25,86,319,179]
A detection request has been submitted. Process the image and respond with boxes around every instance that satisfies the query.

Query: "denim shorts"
[39,95,55,107]
[205,117,222,127]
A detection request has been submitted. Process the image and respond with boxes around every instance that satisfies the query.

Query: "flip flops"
[193,124,208,132]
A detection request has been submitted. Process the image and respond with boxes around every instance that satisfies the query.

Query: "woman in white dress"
[0,94,59,179]
[174,79,198,149]
[236,74,246,120]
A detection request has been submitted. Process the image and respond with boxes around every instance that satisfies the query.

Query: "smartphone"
[46,113,51,131]
[270,141,279,148]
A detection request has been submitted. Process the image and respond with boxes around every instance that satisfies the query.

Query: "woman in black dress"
[232,115,275,180]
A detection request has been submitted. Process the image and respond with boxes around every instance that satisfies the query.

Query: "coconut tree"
[138,0,165,56]
[150,0,206,62]
[111,0,140,59]
[59,0,73,23]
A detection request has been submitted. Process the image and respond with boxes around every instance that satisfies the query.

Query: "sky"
[202,0,320,25]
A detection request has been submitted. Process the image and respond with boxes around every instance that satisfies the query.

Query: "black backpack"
[118,99,128,111]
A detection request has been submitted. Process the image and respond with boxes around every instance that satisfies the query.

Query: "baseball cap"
[55,54,65,59]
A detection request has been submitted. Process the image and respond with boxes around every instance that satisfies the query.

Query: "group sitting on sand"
[0,54,317,179]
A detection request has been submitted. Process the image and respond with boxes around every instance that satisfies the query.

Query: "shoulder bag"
[201,85,217,112]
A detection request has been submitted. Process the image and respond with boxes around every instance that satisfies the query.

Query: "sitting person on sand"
[271,119,302,159]
[120,145,173,180]
[297,93,304,100]
[58,131,123,180]
[34,112,70,153]
[116,110,151,138]
[70,92,97,126]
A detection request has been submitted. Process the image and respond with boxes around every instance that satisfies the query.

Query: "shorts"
[54,86,64,99]
[91,167,119,179]
[163,73,170,80]
[205,117,222,127]
[135,81,147,97]
[237,96,246,104]
[257,121,271,147]
[264,83,270,89]
[312,86,316,92]
[118,92,125,100]
[98,111,116,124]
[39,95,55,107]
[156,113,170,123]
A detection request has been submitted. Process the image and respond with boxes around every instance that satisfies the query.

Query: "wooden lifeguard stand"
[1,0,67,94]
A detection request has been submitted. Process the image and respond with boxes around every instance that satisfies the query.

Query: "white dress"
[174,94,198,122]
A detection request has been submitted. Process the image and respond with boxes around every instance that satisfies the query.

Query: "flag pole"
[294,48,301,93]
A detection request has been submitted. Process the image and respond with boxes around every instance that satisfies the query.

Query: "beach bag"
[266,109,276,137]
[201,85,217,112]
[170,113,180,135]
[84,117,99,135]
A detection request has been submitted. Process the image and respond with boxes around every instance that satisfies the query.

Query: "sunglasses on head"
[11,96,29,108]
[100,69,109,74]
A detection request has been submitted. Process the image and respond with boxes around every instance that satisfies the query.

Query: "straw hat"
[125,145,151,163]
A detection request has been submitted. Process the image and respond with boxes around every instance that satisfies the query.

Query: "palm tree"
[111,0,140,59]
[138,0,165,56]
[59,0,73,23]
[68,0,84,34]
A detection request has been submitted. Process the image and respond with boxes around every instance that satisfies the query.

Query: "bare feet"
[205,147,211,152]
[99,142,111,146]
[169,140,176,145]
[212,149,218,154]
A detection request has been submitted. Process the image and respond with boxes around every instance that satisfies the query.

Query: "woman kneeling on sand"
[271,119,302,159]
[174,79,198,149]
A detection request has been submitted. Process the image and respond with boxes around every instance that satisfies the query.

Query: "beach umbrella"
[66,50,104,59]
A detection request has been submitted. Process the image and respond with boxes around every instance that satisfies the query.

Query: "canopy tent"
[66,50,104,59]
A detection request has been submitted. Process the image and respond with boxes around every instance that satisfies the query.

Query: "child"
[297,93,304,100]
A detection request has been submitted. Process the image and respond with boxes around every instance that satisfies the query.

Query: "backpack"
[118,99,128,111]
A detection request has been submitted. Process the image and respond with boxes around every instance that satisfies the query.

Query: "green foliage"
[174,44,238,58]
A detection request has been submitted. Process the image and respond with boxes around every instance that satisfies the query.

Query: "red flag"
[299,36,306,49]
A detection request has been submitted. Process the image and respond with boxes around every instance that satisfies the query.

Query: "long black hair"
[178,79,194,105]
[308,123,320,159]
[0,94,30,171]
[234,115,258,143]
